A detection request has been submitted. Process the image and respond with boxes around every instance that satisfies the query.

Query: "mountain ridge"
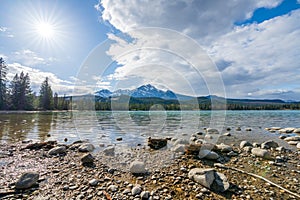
[95,84,295,103]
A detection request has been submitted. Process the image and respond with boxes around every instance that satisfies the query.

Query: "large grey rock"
[261,140,279,149]
[48,146,66,156]
[251,148,271,159]
[188,168,229,192]
[216,143,233,153]
[188,168,215,188]
[81,153,94,164]
[129,161,146,174]
[107,185,118,192]
[199,150,219,160]
[78,143,95,152]
[174,138,189,146]
[89,179,98,186]
[240,141,253,149]
[103,146,115,156]
[132,185,142,195]
[15,172,39,189]
[141,191,150,199]
[210,171,230,193]
[171,144,185,153]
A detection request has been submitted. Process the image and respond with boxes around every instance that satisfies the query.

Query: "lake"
[0,110,299,148]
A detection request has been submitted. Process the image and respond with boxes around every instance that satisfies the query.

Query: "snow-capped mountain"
[95,84,185,100]
[95,89,112,98]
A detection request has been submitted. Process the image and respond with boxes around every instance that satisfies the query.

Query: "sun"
[35,22,55,39]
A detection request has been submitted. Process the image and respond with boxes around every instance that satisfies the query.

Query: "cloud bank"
[94,0,300,100]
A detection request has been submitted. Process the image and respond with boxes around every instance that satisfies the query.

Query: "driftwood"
[214,163,300,199]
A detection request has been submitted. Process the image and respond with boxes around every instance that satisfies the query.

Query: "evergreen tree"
[0,57,8,109]
[9,73,20,110]
[23,73,34,110]
[53,92,58,109]
[9,72,33,110]
[39,77,53,110]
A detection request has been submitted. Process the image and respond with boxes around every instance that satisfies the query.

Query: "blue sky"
[0,0,300,100]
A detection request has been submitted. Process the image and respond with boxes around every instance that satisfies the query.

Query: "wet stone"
[15,172,39,190]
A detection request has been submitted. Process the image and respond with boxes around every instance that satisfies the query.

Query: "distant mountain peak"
[95,84,184,100]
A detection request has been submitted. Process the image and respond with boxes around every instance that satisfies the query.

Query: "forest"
[0,57,71,111]
[1,57,300,111]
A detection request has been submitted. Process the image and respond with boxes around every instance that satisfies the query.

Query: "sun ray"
[35,22,55,39]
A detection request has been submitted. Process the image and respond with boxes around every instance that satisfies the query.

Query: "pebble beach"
[1,126,300,200]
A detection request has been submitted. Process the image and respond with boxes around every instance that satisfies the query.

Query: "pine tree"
[0,57,8,110]
[9,73,20,110]
[53,92,58,110]
[9,72,33,110]
[23,73,34,110]
[39,77,53,110]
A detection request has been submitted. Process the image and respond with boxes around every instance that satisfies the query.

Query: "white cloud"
[95,0,300,100]
[99,0,282,44]
[0,26,14,37]
[7,63,80,95]
[0,27,8,32]
[209,9,300,99]
[12,50,48,66]
[102,28,225,96]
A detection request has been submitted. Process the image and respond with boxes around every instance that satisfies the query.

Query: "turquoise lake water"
[0,110,299,147]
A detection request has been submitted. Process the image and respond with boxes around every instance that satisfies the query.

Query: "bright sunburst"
[35,22,55,39]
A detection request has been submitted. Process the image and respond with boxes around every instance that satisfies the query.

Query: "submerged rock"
[223,132,231,136]
[129,161,146,174]
[15,172,39,189]
[279,127,295,133]
[188,168,229,192]
[206,128,219,134]
[284,136,300,141]
[148,137,167,150]
[293,128,300,133]
[251,148,271,159]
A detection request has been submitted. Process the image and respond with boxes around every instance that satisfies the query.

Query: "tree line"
[0,57,71,111]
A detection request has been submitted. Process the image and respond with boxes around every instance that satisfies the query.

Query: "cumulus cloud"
[0,26,14,37]
[209,9,300,99]
[95,0,300,100]
[99,0,282,43]
[12,49,49,66]
[7,63,81,95]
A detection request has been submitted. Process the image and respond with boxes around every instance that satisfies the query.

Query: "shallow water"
[0,110,299,147]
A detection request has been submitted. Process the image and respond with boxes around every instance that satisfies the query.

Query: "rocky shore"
[0,127,300,200]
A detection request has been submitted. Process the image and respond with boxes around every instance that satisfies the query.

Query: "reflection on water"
[0,111,300,146]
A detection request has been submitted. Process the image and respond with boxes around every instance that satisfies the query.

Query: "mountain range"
[95,84,192,100]
[95,84,295,103]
